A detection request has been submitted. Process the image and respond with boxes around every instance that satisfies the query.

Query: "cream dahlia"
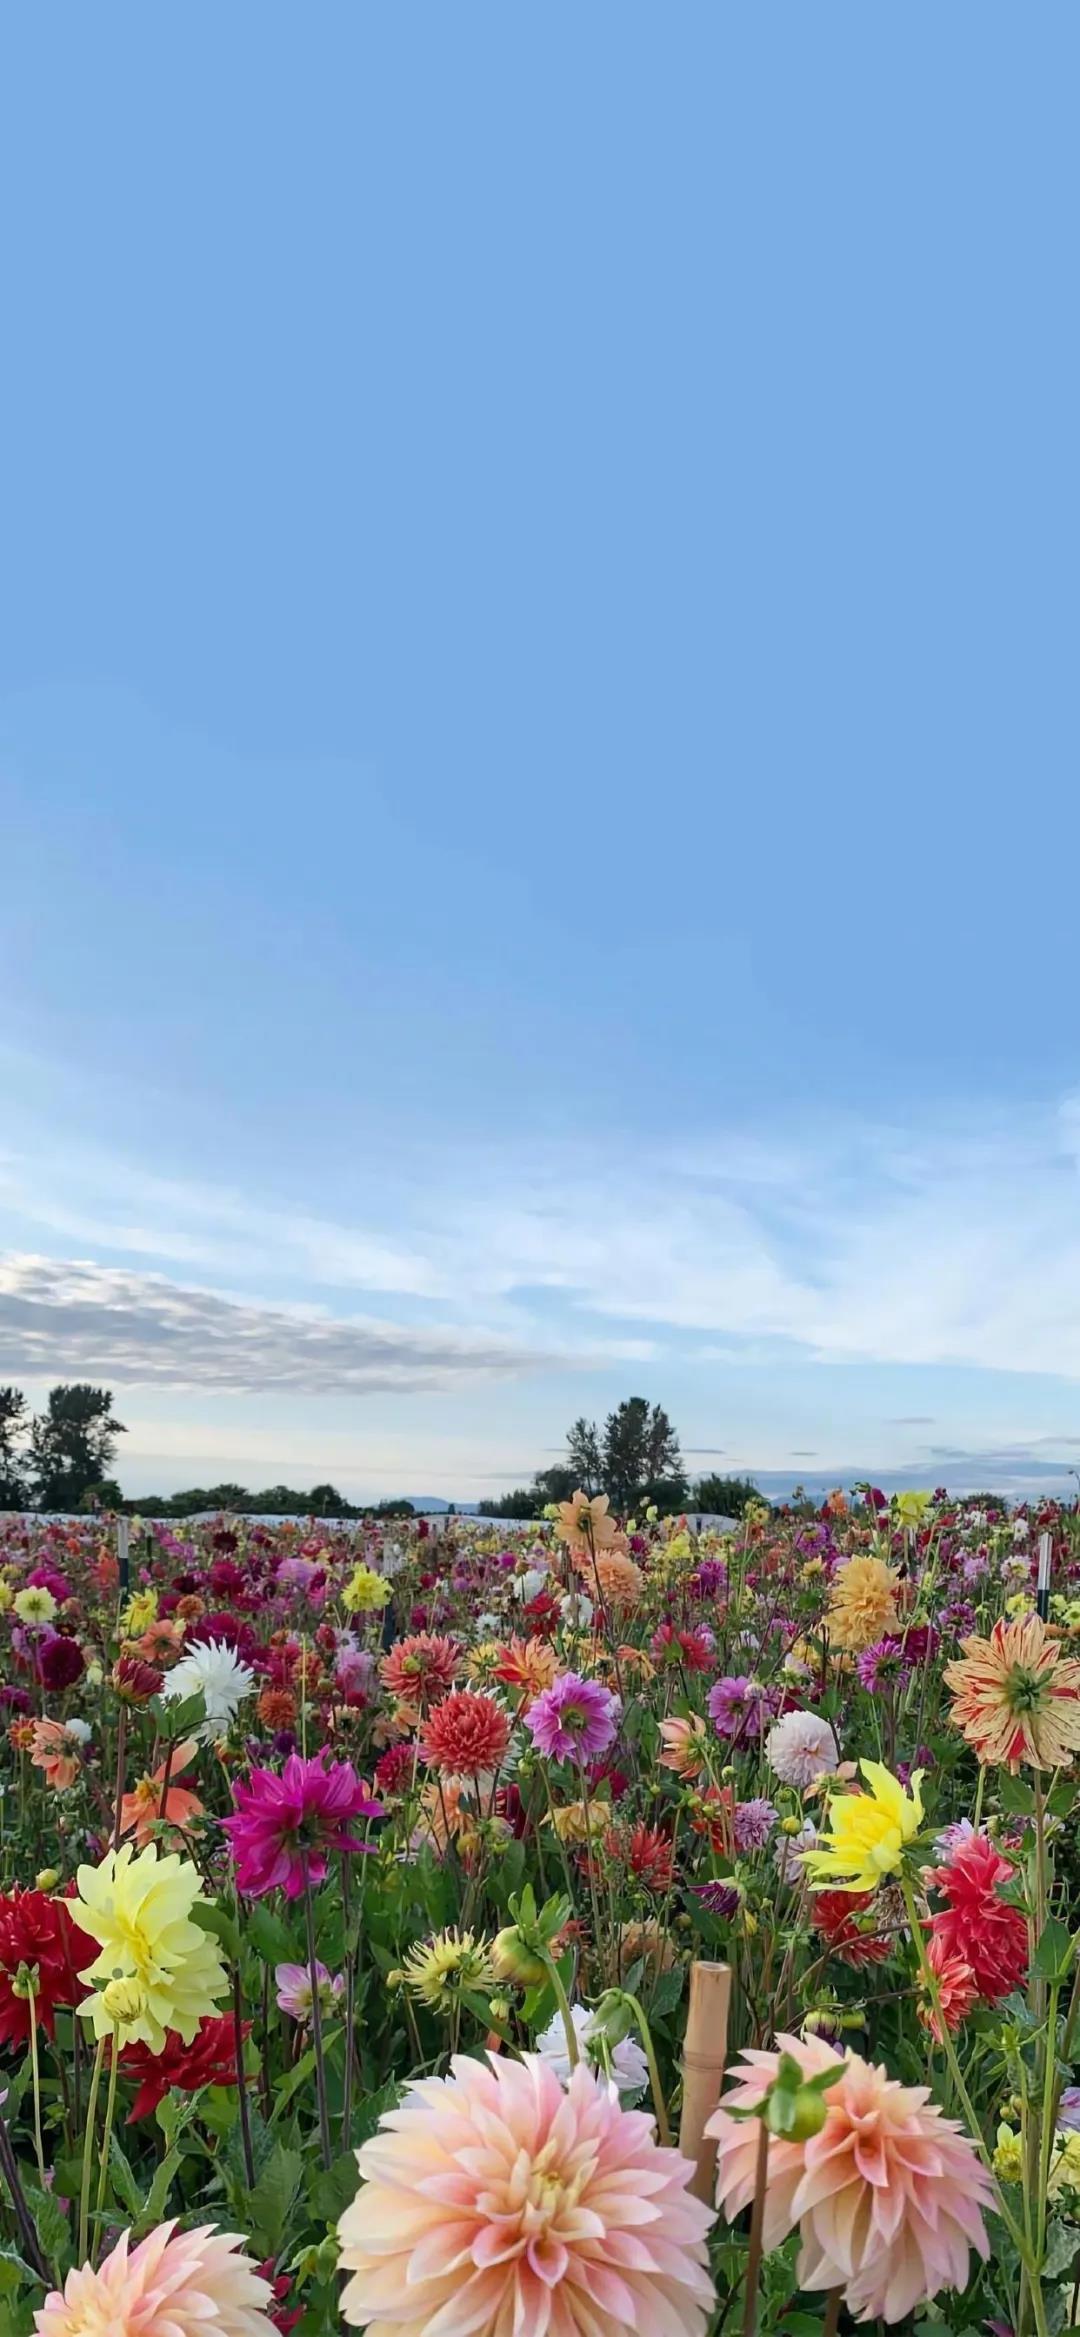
[33,2220,275,2337]
[708,2033,991,2324]
[337,2049,715,2337]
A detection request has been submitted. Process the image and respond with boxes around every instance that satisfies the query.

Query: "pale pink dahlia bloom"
[707,2034,991,2324]
[33,2220,275,2337]
[337,2049,715,2337]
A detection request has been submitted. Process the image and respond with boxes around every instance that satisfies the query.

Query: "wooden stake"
[678,1958,732,2200]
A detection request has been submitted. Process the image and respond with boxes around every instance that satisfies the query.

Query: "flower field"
[1,1488,1079,2335]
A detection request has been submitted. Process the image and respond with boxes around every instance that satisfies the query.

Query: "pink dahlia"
[523,1672,620,1763]
[708,2032,991,2323]
[222,1752,383,1899]
[33,2220,275,2337]
[337,2049,715,2337]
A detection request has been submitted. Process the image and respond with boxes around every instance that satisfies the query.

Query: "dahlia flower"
[0,1888,95,2046]
[29,1718,85,1792]
[659,1713,708,1778]
[119,2013,249,2121]
[524,1672,621,1763]
[402,1928,496,2008]
[803,1761,923,1895]
[826,1555,901,1651]
[419,1690,511,1778]
[491,1635,560,1704]
[275,1960,345,2021]
[810,1889,890,1968]
[535,2003,649,2099]
[116,1738,205,1848]
[72,1844,230,2050]
[766,1709,840,1789]
[33,2219,275,2337]
[943,1612,1080,1770]
[380,1632,459,1707]
[709,2033,991,2322]
[733,1797,779,1851]
[929,1833,1028,2001]
[337,2050,715,2337]
[37,1631,86,1691]
[707,1675,773,1744]
[223,1753,383,1899]
[921,1933,979,2040]
[555,1490,620,1552]
[162,1640,255,1739]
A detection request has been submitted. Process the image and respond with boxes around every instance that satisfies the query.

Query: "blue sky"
[2,9,1080,1500]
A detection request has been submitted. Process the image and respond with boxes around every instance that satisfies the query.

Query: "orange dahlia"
[419,1690,511,1779]
[826,1555,901,1651]
[943,1613,1080,1771]
[490,1635,559,1706]
[555,1490,619,1552]
[380,1633,460,1708]
[592,1549,644,1610]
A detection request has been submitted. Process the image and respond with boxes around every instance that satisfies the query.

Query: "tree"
[566,1418,603,1494]
[0,1387,29,1509]
[600,1397,685,1513]
[308,1482,347,1515]
[694,1472,763,1518]
[29,1385,126,1513]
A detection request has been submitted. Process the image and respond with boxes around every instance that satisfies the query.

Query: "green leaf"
[249,2142,304,2256]
[25,2184,67,2264]
[191,1899,241,1962]
[271,2029,342,2121]
[310,2150,361,2224]
[246,1901,295,1966]
[1043,2218,1080,2280]
[149,1690,207,1739]
[1033,1916,1075,1983]
[0,2251,40,2298]
[108,2132,144,2217]
[649,1967,685,2020]
[137,2146,183,2234]
[998,1773,1036,1814]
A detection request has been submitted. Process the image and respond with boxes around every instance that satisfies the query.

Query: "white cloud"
[7,1083,1080,1384]
[0,1255,574,1394]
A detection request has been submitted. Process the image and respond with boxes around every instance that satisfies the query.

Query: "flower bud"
[102,1976,147,2025]
[34,1868,60,1892]
[492,1927,549,1987]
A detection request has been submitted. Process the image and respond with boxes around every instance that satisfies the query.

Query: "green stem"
[93,2030,121,2263]
[539,1951,580,2070]
[619,1990,672,2147]
[78,2034,106,2265]
[25,1986,47,2195]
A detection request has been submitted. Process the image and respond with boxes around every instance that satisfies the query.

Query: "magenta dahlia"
[222,1753,383,1899]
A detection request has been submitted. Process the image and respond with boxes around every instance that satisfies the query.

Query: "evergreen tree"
[29,1384,126,1512]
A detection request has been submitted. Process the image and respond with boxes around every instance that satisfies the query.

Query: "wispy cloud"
[6,1082,1080,1387]
[0,1255,577,1394]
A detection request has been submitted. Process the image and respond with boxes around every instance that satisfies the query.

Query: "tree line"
[484,1394,762,1519]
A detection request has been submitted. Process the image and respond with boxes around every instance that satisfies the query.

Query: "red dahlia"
[419,1690,511,1779]
[118,2014,250,2121]
[811,1889,890,1968]
[0,1889,96,2046]
[930,1835,1028,2002]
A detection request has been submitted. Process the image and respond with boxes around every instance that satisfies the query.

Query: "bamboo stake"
[678,1959,732,2200]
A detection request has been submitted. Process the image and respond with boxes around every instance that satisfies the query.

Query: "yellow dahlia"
[826,1555,900,1651]
[943,1613,1080,1771]
[71,1844,229,2051]
[803,1760,923,1894]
